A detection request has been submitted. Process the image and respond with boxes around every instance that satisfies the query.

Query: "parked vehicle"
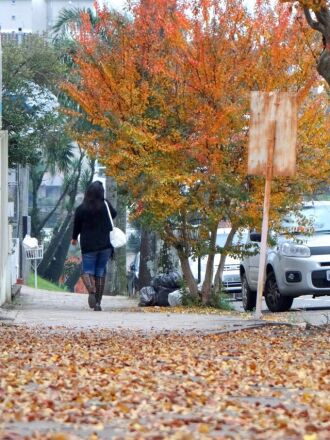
[240,201,330,312]
[128,228,246,297]
[189,228,247,297]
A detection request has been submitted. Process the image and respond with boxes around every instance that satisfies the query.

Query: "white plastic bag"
[105,201,127,249]
[168,290,183,307]
[22,234,38,249]
[110,227,127,249]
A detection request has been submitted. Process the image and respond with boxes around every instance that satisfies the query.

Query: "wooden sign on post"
[248,92,297,319]
[248,92,297,176]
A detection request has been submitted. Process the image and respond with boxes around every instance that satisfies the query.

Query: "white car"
[240,201,330,312]
[189,228,247,297]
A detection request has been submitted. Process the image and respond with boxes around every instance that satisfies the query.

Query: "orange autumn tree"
[63,0,330,303]
[283,0,330,86]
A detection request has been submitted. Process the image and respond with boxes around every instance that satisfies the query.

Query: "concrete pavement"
[1,285,265,333]
[232,295,330,326]
[2,286,329,332]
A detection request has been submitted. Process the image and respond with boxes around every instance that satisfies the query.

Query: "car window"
[282,204,330,232]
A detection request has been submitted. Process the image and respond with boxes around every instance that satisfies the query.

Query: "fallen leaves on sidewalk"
[139,305,240,315]
[0,325,329,439]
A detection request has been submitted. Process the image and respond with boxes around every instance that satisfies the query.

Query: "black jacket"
[72,199,117,254]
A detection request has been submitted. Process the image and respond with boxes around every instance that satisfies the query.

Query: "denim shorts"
[82,248,112,277]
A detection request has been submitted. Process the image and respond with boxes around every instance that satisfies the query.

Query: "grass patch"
[181,288,234,311]
[27,273,67,292]
[209,291,234,311]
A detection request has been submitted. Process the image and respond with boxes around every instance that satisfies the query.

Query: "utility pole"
[0,31,10,304]
[14,30,30,282]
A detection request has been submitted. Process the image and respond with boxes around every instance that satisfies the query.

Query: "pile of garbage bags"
[139,272,183,307]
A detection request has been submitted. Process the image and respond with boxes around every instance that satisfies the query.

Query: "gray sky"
[101,0,128,12]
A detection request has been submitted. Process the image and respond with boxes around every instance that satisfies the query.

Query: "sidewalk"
[1,285,266,333]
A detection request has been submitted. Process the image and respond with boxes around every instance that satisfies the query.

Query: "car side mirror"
[250,232,261,242]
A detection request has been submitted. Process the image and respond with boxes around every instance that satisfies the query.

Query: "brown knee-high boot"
[94,276,105,311]
[81,273,96,309]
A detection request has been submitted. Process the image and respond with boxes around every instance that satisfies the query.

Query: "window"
[282,204,330,233]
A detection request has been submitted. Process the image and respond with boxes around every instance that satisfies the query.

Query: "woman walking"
[71,181,117,311]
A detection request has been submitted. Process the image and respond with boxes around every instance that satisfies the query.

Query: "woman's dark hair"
[82,181,105,211]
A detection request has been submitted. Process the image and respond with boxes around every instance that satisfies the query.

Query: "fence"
[0,32,50,46]
[24,245,43,289]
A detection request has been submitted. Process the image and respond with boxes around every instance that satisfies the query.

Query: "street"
[232,295,330,326]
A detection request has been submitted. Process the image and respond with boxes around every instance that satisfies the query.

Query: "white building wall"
[0,0,33,32]
[31,0,47,33]
[0,0,93,33]
[0,131,9,305]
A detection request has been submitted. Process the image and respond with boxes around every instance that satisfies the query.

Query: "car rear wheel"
[265,272,293,312]
[241,273,257,311]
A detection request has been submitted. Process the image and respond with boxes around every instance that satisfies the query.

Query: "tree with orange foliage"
[63,0,330,303]
[284,0,330,86]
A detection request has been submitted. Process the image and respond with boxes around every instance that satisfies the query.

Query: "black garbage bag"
[151,271,182,291]
[139,286,156,307]
[155,286,172,307]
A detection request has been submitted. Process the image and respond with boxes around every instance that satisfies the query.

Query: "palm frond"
[52,7,93,36]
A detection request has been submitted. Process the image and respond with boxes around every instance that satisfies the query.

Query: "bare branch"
[303,7,325,33]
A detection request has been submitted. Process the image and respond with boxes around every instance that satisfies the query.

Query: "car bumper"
[276,254,330,296]
[222,272,241,293]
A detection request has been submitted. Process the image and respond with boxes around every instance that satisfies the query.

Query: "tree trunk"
[115,188,127,295]
[30,167,45,239]
[38,154,84,281]
[34,169,78,237]
[65,261,81,292]
[213,227,237,294]
[303,6,330,86]
[105,187,127,295]
[178,252,199,298]
[42,216,74,283]
[38,212,73,278]
[30,189,39,239]
[138,228,156,289]
[200,224,218,304]
[317,49,330,86]
[105,176,117,295]
[157,240,180,273]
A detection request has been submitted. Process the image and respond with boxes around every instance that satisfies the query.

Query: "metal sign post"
[248,92,297,320]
